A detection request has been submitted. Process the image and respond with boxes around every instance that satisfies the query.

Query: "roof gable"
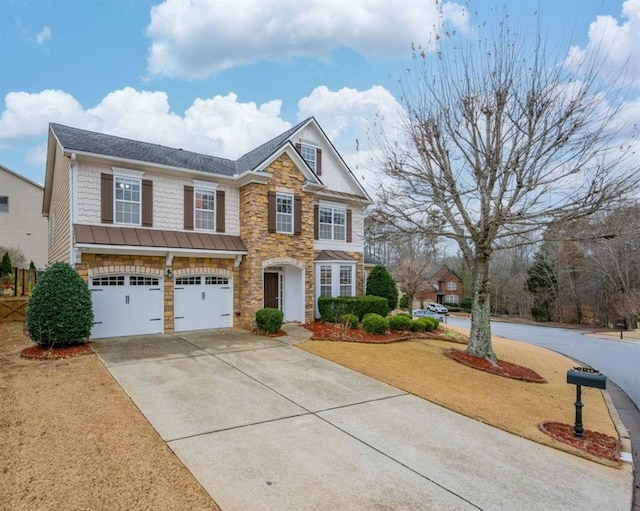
[0,164,44,189]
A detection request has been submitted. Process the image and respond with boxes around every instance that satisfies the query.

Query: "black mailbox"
[566,367,607,438]
[567,367,606,389]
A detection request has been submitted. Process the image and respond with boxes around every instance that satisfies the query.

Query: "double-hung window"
[0,196,8,213]
[446,281,457,291]
[195,188,216,231]
[339,265,353,296]
[319,206,346,241]
[300,145,317,172]
[115,176,141,225]
[276,192,293,234]
[320,266,332,296]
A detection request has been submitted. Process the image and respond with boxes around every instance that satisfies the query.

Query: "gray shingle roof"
[50,119,316,179]
[51,124,236,177]
[235,118,311,173]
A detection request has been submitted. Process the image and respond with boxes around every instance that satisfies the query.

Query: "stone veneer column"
[238,154,315,329]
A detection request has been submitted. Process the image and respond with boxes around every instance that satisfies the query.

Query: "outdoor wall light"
[166,268,173,279]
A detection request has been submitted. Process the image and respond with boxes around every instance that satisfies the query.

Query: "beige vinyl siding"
[0,168,48,268]
[47,146,71,264]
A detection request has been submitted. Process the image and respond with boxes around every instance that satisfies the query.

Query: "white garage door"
[174,275,233,332]
[90,275,164,339]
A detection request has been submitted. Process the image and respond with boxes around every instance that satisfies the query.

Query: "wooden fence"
[0,296,28,322]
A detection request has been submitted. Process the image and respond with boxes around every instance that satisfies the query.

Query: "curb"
[603,390,634,469]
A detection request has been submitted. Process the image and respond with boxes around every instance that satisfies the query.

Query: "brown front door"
[264,272,279,309]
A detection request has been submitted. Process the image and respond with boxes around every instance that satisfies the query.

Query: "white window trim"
[300,143,318,172]
[446,281,457,291]
[315,262,356,298]
[113,175,142,226]
[444,294,459,304]
[318,205,346,241]
[111,167,145,179]
[276,192,294,234]
[193,179,218,190]
[194,186,217,232]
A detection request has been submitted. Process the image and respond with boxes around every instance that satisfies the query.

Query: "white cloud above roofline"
[145,0,470,78]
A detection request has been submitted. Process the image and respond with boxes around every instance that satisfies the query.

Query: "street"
[446,316,640,411]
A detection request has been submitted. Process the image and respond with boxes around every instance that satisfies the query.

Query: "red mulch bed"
[20,343,93,360]
[303,321,446,344]
[444,348,547,383]
[538,421,620,461]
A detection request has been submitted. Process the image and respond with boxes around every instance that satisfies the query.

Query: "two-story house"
[0,164,48,268]
[43,118,370,338]
[414,265,464,308]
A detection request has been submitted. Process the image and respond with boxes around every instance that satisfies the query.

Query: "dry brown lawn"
[0,322,220,511]
[298,324,620,467]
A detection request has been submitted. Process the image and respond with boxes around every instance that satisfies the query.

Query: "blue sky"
[1,0,638,186]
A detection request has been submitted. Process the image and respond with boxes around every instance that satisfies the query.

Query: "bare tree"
[373,13,638,361]
[390,243,436,308]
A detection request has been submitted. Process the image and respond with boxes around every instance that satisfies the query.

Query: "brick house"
[415,265,463,307]
[43,118,370,338]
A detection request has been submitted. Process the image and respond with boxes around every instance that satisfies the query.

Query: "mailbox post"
[566,367,606,438]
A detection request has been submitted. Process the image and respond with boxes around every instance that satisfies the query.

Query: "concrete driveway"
[92,326,633,511]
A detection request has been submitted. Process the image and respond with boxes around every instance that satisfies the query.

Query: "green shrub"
[256,308,284,334]
[365,264,398,310]
[26,262,93,348]
[362,313,389,335]
[388,314,412,331]
[398,295,410,309]
[409,319,427,332]
[318,295,388,322]
[461,297,472,313]
[444,305,463,312]
[0,252,12,278]
[417,317,436,332]
[396,312,412,318]
[341,313,359,329]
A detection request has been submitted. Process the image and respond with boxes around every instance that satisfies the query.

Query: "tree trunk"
[466,255,497,362]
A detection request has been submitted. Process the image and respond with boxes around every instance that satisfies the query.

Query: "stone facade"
[76,252,236,334]
[238,154,315,329]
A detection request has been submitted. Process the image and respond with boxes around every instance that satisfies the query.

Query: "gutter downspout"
[69,153,76,266]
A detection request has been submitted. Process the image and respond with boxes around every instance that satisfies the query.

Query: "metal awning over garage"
[74,224,247,253]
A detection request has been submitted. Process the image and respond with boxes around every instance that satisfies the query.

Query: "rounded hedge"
[398,295,410,309]
[26,262,93,348]
[341,313,359,329]
[388,314,412,332]
[416,317,438,332]
[409,319,427,332]
[365,264,398,310]
[256,308,284,334]
[362,313,388,335]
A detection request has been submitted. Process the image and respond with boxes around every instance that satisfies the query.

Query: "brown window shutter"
[314,204,319,240]
[346,209,353,242]
[294,195,302,235]
[316,148,322,176]
[100,173,113,224]
[216,189,225,233]
[268,191,276,233]
[142,179,153,227]
[184,185,194,230]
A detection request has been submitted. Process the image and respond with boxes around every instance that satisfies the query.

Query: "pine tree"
[366,264,398,310]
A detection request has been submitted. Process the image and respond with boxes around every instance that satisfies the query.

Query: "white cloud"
[35,26,52,45]
[0,84,405,187]
[0,88,291,159]
[297,84,404,194]
[565,0,640,88]
[146,0,469,78]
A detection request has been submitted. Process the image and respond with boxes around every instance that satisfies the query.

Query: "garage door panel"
[174,275,233,332]
[90,275,164,339]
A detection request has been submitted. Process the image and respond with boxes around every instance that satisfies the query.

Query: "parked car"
[427,303,449,315]
[412,309,443,319]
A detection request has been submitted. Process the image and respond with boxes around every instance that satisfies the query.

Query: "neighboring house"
[43,118,371,338]
[415,265,463,306]
[0,164,48,268]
